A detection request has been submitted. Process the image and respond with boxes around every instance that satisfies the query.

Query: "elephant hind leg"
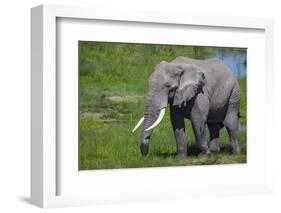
[223,112,240,154]
[224,84,241,154]
[207,123,223,154]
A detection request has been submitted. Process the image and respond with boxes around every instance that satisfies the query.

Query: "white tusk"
[132,117,144,132]
[145,108,166,131]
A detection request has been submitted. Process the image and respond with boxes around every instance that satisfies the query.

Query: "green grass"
[239,77,247,124]
[79,42,247,170]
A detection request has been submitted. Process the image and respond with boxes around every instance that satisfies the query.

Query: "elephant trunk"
[140,96,158,156]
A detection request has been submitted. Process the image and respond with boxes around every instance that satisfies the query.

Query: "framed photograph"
[31,4,274,208]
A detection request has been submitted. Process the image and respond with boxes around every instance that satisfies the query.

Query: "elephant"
[132,56,241,158]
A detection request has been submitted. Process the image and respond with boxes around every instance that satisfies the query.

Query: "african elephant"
[132,56,241,158]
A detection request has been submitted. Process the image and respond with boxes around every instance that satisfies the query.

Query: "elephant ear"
[173,64,205,107]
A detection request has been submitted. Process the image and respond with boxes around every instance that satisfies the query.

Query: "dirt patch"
[80,112,103,119]
[103,118,118,123]
[104,95,144,102]
[80,111,122,123]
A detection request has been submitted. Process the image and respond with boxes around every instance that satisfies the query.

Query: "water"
[239,123,247,132]
[214,49,247,79]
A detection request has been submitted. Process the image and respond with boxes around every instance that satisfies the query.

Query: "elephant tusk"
[132,116,144,132]
[145,108,166,131]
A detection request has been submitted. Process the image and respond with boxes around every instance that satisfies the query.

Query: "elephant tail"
[238,112,241,118]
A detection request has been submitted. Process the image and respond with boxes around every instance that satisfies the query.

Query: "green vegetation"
[239,77,247,124]
[79,42,247,170]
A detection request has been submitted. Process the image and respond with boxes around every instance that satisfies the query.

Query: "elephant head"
[132,61,206,156]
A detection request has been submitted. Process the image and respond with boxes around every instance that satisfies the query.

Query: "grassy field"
[79,42,247,170]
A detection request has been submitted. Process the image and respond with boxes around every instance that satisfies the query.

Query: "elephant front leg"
[170,107,187,158]
[190,113,210,156]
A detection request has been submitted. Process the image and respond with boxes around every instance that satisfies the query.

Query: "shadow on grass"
[220,145,233,153]
[153,143,236,158]
[187,143,235,156]
[153,151,177,158]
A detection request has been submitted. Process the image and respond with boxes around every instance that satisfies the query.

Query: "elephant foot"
[209,140,220,155]
[232,145,241,154]
[176,152,187,159]
[140,143,149,156]
[198,142,210,157]
[176,143,187,159]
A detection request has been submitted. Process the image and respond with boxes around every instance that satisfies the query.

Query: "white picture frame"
[31,4,274,208]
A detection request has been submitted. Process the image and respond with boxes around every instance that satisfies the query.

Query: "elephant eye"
[168,86,177,99]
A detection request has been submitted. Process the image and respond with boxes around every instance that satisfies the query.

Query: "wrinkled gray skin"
[140,56,241,158]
